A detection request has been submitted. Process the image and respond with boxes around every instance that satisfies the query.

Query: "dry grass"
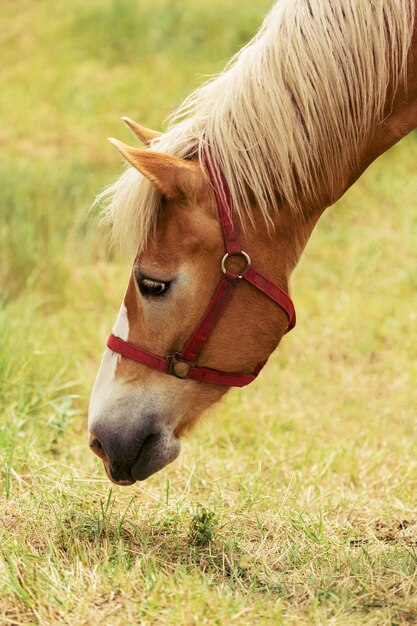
[1,1,417,624]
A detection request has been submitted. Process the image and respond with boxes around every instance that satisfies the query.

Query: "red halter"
[107,155,296,387]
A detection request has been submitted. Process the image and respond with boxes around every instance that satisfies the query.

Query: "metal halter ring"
[221,251,252,279]
[167,352,196,379]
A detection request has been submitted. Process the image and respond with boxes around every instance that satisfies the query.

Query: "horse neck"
[321,31,417,212]
[247,31,417,290]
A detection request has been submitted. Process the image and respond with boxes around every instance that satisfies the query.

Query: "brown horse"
[89,0,417,486]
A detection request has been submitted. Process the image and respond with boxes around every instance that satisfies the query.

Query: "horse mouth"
[102,457,137,486]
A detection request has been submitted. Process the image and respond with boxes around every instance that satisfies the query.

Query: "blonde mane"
[98,0,415,257]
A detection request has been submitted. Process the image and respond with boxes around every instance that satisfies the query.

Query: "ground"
[1,1,417,624]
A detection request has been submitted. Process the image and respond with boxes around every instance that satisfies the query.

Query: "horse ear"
[121,117,161,145]
[108,138,198,199]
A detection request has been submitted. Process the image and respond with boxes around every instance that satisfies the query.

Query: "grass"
[1,0,417,624]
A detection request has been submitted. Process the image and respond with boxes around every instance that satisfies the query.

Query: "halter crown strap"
[206,158,242,255]
[106,153,296,387]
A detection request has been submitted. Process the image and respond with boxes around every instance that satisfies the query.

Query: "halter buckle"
[167,353,196,379]
[221,251,251,279]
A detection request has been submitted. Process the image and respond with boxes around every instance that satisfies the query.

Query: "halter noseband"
[107,155,296,387]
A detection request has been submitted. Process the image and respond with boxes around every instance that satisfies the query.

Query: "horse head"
[88,122,304,485]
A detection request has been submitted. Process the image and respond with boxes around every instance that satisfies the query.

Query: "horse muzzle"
[88,420,181,485]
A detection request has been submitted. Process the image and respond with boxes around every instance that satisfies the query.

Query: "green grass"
[1,1,417,624]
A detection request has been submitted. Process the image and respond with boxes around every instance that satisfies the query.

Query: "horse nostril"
[135,433,160,460]
[141,433,159,449]
[89,433,107,461]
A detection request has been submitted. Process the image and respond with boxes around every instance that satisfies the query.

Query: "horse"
[88,0,417,486]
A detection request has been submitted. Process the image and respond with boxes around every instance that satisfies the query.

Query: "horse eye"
[137,275,170,298]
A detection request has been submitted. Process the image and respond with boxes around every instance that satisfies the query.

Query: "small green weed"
[189,506,218,545]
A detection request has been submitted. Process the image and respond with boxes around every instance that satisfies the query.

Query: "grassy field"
[1,1,417,624]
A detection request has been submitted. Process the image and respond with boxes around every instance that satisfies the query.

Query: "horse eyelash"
[142,277,166,290]
[137,274,170,297]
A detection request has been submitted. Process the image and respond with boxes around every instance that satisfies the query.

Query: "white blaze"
[88,302,129,426]
[113,301,130,341]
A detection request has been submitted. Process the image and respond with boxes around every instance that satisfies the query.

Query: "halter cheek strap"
[106,154,296,387]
